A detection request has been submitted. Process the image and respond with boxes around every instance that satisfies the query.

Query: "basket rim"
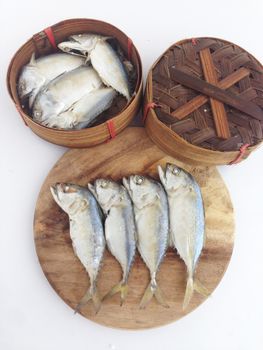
[148,36,263,74]
[6,17,143,133]
[146,107,261,158]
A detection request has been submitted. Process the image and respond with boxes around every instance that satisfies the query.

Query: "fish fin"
[183,277,209,310]
[154,285,169,308]
[91,289,102,314]
[140,281,169,309]
[183,276,194,310]
[194,278,210,297]
[123,60,134,74]
[99,76,111,88]
[125,93,131,103]
[75,287,101,314]
[29,52,36,66]
[103,281,129,306]
[139,283,153,309]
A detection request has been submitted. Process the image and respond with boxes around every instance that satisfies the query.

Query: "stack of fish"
[18,34,133,130]
[50,163,209,314]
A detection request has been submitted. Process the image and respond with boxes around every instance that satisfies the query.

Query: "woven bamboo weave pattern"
[152,38,263,151]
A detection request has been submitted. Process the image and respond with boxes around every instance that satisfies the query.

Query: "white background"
[1,0,263,349]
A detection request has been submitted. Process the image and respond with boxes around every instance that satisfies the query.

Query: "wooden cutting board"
[34,127,235,329]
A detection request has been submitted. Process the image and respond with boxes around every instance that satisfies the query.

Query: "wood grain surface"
[34,127,235,329]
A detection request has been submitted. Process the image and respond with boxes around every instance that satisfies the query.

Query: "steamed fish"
[32,66,102,127]
[58,34,108,57]
[58,34,131,100]
[53,87,116,129]
[123,175,169,308]
[50,183,105,313]
[158,164,209,309]
[89,179,136,305]
[90,40,131,100]
[18,53,85,108]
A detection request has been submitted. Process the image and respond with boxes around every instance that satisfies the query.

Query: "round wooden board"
[34,127,235,329]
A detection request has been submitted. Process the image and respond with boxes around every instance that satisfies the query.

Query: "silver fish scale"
[18,53,85,106]
[69,190,105,285]
[121,200,137,277]
[191,178,205,267]
[32,66,102,125]
[133,180,169,277]
[151,182,169,271]
[87,192,105,273]
[159,165,205,274]
[90,180,136,284]
[177,172,204,269]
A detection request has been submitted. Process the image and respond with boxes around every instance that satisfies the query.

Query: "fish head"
[58,40,90,57]
[123,175,158,208]
[18,66,44,101]
[32,91,63,125]
[158,164,190,191]
[45,109,76,129]
[50,183,89,215]
[89,179,121,210]
[58,34,109,57]
[70,34,108,50]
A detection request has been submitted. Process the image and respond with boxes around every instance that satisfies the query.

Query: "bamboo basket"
[144,38,263,166]
[7,18,143,148]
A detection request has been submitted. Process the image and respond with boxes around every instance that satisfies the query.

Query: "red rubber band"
[142,102,160,123]
[44,27,56,49]
[191,38,197,46]
[229,143,250,165]
[127,37,133,61]
[106,119,116,140]
[15,104,28,126]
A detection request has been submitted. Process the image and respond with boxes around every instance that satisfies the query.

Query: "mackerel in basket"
[144,37,263,166]
[7,18,143,148]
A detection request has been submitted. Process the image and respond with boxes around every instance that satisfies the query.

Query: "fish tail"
[194,278,210,297]
[75,286,101,314]
[183,276,194,310]
[103,281,129,306]
[139,279,169,309]
[183,276,210,310]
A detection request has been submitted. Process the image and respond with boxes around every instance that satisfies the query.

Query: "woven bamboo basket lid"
[144,37,263,166]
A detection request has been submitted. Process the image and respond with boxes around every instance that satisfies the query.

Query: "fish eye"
[167,163,181,175]
[172,167,181,175]
[34,110,42,118]
[134,175,144,185]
